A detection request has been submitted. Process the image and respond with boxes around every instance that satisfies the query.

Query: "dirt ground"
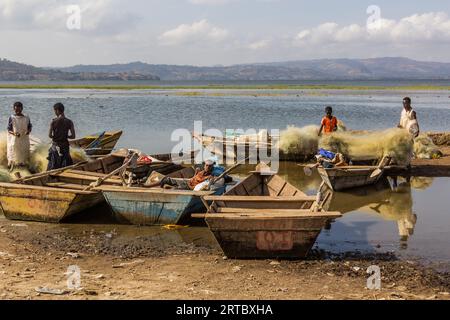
[0,214,449,301]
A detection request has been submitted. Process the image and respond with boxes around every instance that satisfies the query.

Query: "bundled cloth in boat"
[319,128,414,165]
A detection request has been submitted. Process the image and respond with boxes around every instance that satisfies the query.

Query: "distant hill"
[57,57,450,81]
[0,59,160,81]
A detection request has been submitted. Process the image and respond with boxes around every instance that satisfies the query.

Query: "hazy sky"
[1,0,450,67]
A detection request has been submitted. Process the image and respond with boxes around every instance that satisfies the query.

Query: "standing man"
[398,97,419,138]
[7,102,32,168]
[47,103,76,170]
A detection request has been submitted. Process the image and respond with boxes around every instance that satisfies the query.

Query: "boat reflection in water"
[325,176,435,248]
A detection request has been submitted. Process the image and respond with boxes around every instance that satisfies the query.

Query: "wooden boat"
[200,171,341,259]
[317,156,391,192]
[95,167,216,226]
[193,132,276,164]
[70,130,123,157]
[193,132,314,162]
[0,155,126,223]
[0,152,184,223]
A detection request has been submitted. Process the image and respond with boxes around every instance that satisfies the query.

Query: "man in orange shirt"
[160,160,214,190]
[318,106,338,136]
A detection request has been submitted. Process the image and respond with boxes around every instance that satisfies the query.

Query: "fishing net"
[337,120,347,132]
[278,125,319,155]
[29,143,88,173]
[0,168,12,182]
[319,128,414,165]
[9,168,32,180]
[0,132,8,167]
[414,134,443,159]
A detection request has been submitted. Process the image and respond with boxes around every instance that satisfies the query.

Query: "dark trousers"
[47,144,73,171]
[160,177,190,190]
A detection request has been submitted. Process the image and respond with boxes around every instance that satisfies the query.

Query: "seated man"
[160,159,219,190]
[304,148,347,175]
[316,148,347,168]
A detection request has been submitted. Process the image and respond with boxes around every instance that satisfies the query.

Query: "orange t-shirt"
[321,116,338,134]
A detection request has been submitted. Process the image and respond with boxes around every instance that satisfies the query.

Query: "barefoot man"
[6,102,32,169]
[47,103,76,170]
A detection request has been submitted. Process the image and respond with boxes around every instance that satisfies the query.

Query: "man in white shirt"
[398,97,419,138]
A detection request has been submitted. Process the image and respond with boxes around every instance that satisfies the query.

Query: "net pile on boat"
[29,143,88,173]
[0,131,88,176]
[413,134,442,159]
[319,128,414,165]
[278,125,319,156]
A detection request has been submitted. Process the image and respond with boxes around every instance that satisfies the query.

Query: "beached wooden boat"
[70,130,123,157]
[96,167,216,226]
[317,165,386,191]
[200,171,341,259]
[0,158,125,223]
[0,153,183,223]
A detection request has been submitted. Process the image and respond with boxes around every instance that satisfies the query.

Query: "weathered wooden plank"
[204,195,316,202]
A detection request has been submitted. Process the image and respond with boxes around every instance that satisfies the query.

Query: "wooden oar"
[369,156,391,179]
[14,161,89,183]
[208,157,249,187]
[83,153,138,191]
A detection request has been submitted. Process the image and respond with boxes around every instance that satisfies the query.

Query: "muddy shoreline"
[1,215,449,300]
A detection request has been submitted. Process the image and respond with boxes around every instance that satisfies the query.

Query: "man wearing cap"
[160,160,215,190]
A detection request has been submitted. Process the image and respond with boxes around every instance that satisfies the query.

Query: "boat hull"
[318,167,383,191]
[102,190,207,226]
[206,215,330,259]
[0,184,103,223]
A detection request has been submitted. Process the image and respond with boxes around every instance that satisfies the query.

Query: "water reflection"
[325,176,434,248]
[264,163,436,250]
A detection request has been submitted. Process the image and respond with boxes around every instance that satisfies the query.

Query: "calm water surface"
[0,88,449,153]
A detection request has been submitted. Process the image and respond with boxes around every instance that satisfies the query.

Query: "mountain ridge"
[56,57,450,81]
[2,57,450,81]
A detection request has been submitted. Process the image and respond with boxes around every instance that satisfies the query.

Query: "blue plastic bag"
[318,148,336,160]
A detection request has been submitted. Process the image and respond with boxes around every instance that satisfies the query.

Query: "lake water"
[0,87,449,153]
[0,86,449,268]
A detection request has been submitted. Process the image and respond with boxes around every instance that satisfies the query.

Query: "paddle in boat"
[95,166,221,226]
[70,130,123,157]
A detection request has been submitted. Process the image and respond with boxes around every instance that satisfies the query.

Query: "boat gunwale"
[205,211,342,219]
[94,185,214,196]
[0,182,98,195]
[203,195,317,202]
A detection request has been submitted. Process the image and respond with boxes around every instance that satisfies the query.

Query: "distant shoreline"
[0,84,449,91]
